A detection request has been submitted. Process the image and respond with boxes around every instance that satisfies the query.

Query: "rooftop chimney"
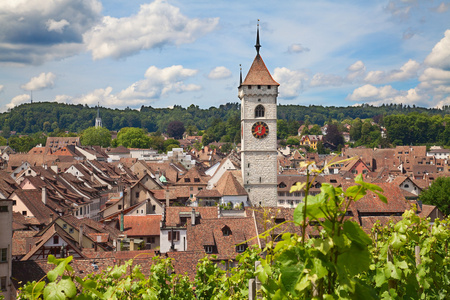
[42,187,47,205]
[191,208,196,226]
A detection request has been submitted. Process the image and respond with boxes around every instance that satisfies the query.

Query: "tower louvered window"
[255,105,265,118]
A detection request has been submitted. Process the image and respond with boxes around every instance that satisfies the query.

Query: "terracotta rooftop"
[123,215,162,237]
[242,54,279,86]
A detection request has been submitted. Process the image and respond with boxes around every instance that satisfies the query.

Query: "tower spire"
[255,19,261,55]
[239,64,242,86]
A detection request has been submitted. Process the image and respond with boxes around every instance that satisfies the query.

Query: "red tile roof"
[123,215,162,237]
[242,54,279,86]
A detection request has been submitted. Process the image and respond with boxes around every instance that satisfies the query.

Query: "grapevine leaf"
[337,242,371,277]
[395,260,408,270]
[280,265,302,293]
[43,278,77,300]
[375,268,386,287]
[390,232,407,249]
[343,220,372,247]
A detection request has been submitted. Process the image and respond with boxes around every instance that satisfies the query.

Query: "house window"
[255,105,265,118]
[12,200,16,206]
[204,245,215,254]
[0,276,6,291]
[404,184,410,188]
[22,211,27,216]
[222,226,232,236]
[148,237,155,243]
[236,244,247,253]
[0,248,7,262]
[194,178,200,183]
[69,228,74,234]
[257,85,261,89]
[0,206,7,213]
[278,182,286,188]
[135,192,139,198]
[268,85,271,89]
[63,224,67,229]
[53,236,59,244]
[184,178,191,183]
[118,205,122,210]
[168,231,180,241]
[152,205,156,212]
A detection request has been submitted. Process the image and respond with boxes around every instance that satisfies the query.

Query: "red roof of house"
[123,215,162,237]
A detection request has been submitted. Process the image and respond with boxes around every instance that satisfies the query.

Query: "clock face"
[252,122,269,139]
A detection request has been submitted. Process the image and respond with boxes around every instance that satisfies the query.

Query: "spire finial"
[255,19,261,54]
[239,64,242,86]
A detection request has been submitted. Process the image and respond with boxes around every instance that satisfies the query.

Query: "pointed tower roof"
[242,21,279,86]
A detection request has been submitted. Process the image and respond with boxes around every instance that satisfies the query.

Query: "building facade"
[239,23,279,206]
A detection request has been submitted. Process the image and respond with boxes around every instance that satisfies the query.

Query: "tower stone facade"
[239,24,279,207]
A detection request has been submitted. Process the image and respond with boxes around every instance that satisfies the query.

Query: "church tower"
[95,103,102,128]
[239,22,279,207]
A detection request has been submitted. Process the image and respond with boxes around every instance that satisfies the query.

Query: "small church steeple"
[255,19,261,55]
[95,102,102,128]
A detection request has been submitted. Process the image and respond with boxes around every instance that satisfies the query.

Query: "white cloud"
[364,59,420,83]
[85,0,219,60]
[61,65,200,107]
[21,72,56,91]
[0,85,4,93]
[310,73,344,87]
[208,66,232,79]
[424,29,450,70]
[347,84,430,106]
[0,0,102,65]
[287,44,310,53]
[46,19,70,33]
[385,1,411,19]
[434,2,449,13]
[6,94,30,110]
[272,67,309,99]
[346,60,366,81]
[348,84,399,101]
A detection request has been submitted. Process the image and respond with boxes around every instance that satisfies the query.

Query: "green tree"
[419,176,450,215]
[0,136,6,146]
[277,119,289,139]
[286,137,300,146]
[80,127,112,147]
[113,127,151,148]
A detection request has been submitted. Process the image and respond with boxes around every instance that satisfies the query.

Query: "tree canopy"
[80,127,112,147]
[419,176,450,215]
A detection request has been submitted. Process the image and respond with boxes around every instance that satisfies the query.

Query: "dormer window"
[278,182,286,188]
[236,244,247,253]
[222,226,232,236]
[184,178,191,183]
[255,105,265,118]
[204,245,215,254]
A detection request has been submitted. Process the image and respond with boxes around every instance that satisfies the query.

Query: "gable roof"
[215,171,247,196]
[242,54,279,86]
[123,215,162,237]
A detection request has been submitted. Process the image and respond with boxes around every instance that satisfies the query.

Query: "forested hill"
[0,101,449,135]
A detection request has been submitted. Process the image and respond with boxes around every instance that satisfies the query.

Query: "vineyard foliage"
[19,175,450,299]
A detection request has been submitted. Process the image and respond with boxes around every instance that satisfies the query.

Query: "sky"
[0,0,449,112]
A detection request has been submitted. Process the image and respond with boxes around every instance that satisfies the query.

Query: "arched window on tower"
[255,105,265,118]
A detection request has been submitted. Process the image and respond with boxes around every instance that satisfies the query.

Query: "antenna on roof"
[255,19,261,55]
